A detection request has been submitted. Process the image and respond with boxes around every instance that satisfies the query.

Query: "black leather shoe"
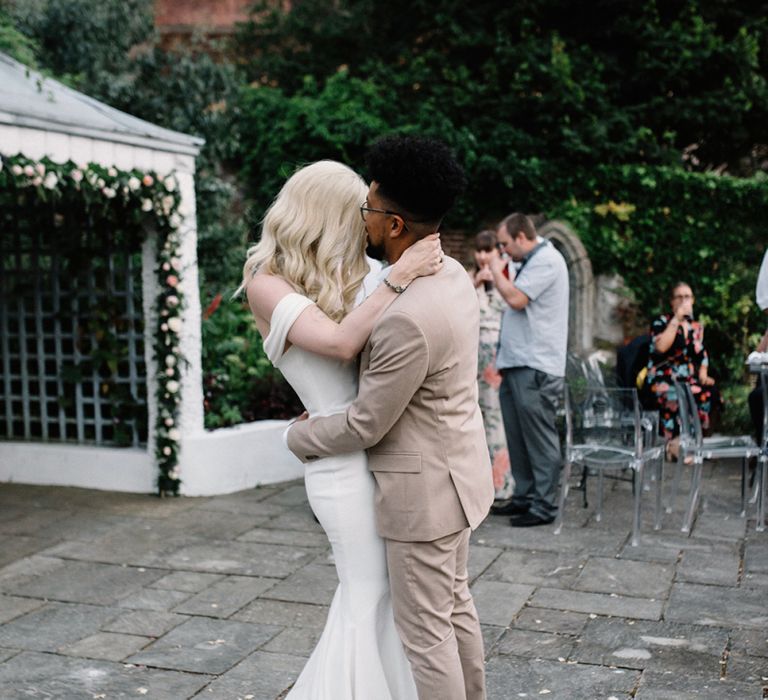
[490,500,530,516]
[509,512,555,527]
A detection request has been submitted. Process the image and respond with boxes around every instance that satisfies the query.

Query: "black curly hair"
[364,135,466,224]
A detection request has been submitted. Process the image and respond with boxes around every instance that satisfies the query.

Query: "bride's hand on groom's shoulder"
[393,233,444,285]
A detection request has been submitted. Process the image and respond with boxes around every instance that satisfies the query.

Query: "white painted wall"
[0,442,156,493]
[0,419,304,495]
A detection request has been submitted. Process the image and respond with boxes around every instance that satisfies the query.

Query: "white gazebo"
[0,53,302,495]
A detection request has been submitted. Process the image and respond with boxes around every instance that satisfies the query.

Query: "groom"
[287,135,494,700]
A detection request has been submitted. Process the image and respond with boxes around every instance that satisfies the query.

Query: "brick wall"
[154,0,252,31]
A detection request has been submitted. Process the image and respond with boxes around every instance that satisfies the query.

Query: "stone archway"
[538,220,595,355]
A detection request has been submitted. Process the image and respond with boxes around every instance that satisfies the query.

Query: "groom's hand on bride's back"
[283,411,309,449]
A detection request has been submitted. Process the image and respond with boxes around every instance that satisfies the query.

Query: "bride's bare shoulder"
[246,272,296,320]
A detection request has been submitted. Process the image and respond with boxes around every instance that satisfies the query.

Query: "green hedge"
[549,165,767,380]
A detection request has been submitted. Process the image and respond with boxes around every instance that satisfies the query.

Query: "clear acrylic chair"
[670,379,762,533]
[554,385,664,546]
[757,368,768,531]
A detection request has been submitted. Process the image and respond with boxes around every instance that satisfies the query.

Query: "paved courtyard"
[0,460,766,699]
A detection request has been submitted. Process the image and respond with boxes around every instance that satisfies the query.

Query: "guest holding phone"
[646,281,718,459]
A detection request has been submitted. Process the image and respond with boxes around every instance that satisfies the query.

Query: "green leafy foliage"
[201,299,303,429]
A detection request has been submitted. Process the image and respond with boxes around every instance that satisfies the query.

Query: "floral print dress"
[646,314,713,439]
[476,284,513,499]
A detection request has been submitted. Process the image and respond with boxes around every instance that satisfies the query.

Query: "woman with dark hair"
[471,230,513,500]
[646,281,717,458]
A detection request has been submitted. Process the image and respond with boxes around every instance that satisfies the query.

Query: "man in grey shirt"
[489,213,569,526]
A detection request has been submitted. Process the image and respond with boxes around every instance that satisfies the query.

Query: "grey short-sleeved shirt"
[495,242,569,377]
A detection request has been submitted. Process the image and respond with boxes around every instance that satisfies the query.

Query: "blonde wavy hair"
[241,161,369,321]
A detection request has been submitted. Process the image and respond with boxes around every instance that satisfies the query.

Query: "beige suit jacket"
[287,256,494,542]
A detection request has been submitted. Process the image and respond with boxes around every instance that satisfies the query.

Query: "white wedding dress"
[263,291,418,700]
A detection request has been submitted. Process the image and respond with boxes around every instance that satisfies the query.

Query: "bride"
[242,160,443,699]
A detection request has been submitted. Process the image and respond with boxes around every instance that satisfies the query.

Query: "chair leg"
[681,461,703,534]
[554,459,572,536]
[653,454,664,531]
[740,457,747,518]
[595,470,605,522]
[666,459,682,514]
[757,455,767,533]
[631,462,644,547]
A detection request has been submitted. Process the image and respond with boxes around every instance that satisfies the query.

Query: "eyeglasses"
[360,201,410,232]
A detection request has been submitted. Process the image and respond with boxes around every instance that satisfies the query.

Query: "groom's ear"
[389,215,407,238]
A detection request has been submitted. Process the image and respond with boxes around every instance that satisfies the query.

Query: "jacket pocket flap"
[369,452,422,473]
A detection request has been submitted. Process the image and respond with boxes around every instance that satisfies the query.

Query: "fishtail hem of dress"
[286,587,417,700]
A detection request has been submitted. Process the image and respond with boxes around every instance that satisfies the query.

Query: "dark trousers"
[498,367,564,519]
[749,376,764,446]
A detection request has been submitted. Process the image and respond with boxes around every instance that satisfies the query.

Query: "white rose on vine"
[43,172,58,189]
[128,176,141,191]
[141,199,153,212]
[166,380,179,394]
[167,317,182,333]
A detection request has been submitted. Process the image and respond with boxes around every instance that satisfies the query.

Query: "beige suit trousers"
[385,528,486,700]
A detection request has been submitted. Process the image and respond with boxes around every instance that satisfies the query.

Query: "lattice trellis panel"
[1,217,148,447]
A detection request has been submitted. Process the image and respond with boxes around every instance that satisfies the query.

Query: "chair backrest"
[672,379,703,448]
[566,384,642,458]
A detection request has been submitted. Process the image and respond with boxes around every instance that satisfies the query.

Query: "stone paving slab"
[262,625,321,657]
[729,628,768,659]
[264,507,327,533]
[261,563,338,606]
[480,624,506,655]
[0,649,18,664]
[676,546,741,586]
[470,580,534,627]
[570,617,729,672]
[237,526,331,548]
[198,650,306,699]
[149,570,224,593]
[0,594,44,624]
[173,575,277,618]
[512,606,590,636]
[0,534,57,568]
[231,599,329,629]
[635,668,761,699]
[483,548,586,587]
[665,582,768,629]
[0,650,212,699]
[529,587,665,620]
[0,602,121,651]
[467,544,503,582]
[164,540,317,577]
[58,630,151,661]
[1,559,165,605]
[744,539,768,573]
[0,505,71,535]
[725,652,768,685]
[40,532,211,568]
[574,556,675,599]
[496,628,576,660]
[473,517,627,556]
[102,609,189,638]
[126,616,282,674]
[117,586,192,611]
[485,656,640,699]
